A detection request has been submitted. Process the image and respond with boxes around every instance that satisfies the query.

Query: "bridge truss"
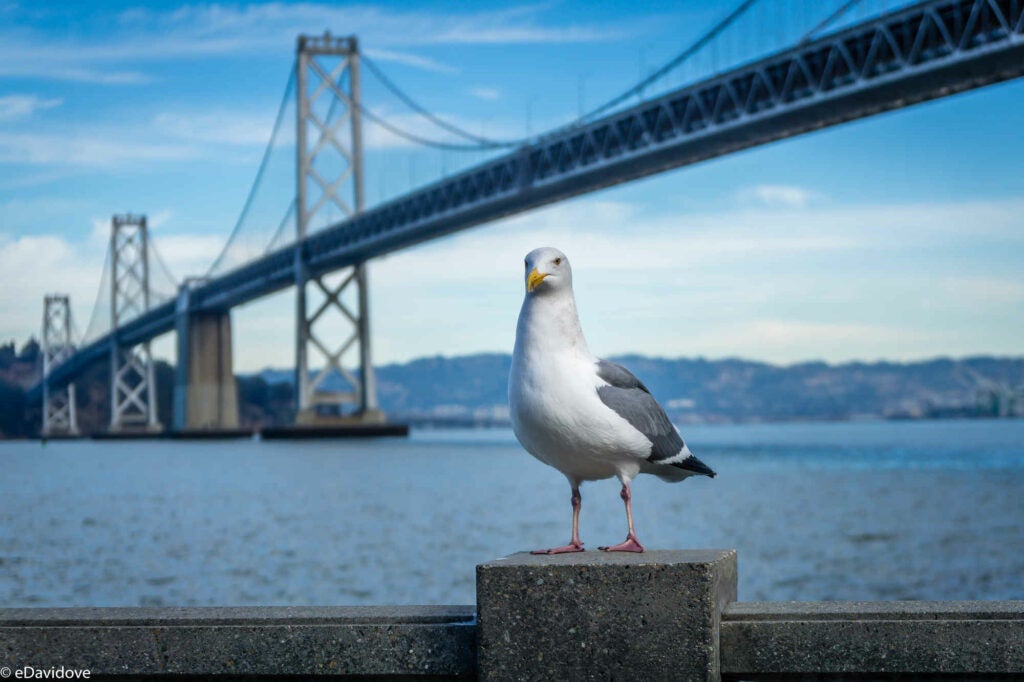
[41,294,78,436]
[109,214,160,430]
[295,34,379,421]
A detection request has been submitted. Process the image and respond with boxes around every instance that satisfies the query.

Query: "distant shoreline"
[402,412,1023,430]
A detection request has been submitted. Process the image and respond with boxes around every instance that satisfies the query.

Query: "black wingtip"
[673,454,717,478]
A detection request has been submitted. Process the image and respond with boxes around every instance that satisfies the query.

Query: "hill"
[3,339,1022,437]
[284,352,1024,425]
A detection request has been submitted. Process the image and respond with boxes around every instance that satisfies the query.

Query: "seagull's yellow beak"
[527,268,549,292]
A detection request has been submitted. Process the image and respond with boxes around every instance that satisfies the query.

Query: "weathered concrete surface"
[0,605,475,678]
[721,600,1024,679]
[173,309,239,431]
[476,549,737,682]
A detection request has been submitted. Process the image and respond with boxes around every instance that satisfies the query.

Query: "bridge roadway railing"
[33,0,1024,398]
[1,551,1022,679]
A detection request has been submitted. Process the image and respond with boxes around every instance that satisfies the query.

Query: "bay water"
[1,419,1022,607]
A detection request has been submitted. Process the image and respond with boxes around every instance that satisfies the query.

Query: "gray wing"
[595,359,684,462]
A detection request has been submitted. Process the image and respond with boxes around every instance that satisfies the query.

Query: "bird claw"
[530,542,585,555]
[599,535,645,553]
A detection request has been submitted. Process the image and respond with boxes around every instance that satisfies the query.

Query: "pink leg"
[599,482,645,553]
[532,485,585,554]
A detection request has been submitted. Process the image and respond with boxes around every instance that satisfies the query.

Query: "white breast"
[509,293,651,482]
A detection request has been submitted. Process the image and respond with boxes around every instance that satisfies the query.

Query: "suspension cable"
[69,314,83,351]
[361,55,518,148]
[148,234,180,290]
[265,198,297,252]
[571,0,762,126]
[206,63,296,275]
[355,0,762,150]
[81,247,111,345]
[800,0,866,43]
[354,98,519,151]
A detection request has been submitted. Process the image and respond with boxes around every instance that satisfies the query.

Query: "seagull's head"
[523,246,572,296]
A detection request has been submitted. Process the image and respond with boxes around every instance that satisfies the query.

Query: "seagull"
[508,247,715,553]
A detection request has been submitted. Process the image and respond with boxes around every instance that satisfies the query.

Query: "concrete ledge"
[477,549,737,681]
[721,600,1024,680]
[6,560,1023,680]
[0,606,475,679]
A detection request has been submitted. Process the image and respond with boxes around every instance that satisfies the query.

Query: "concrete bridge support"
[173,299,238,432]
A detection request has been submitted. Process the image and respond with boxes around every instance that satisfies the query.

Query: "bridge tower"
[109,213,161,431]
[294,33,381,424]
[41,294,79,437]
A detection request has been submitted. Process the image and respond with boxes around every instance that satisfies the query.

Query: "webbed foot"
[599,535,645,553]
[531,541,585,555]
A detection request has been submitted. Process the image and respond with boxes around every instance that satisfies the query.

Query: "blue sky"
[1,0,1022,371]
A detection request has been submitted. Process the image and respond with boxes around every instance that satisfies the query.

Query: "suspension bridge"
[30,0,1024,435]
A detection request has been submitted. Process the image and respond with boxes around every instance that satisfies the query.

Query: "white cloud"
[937,276,1024,306]
[0,130,196,166]
[0,169,71,191]
[749,319,913,346]
[4,195,1023,368]
[0,65,149,84]
[469,87,501,101]
[0,94,62,121]
[0,3,627,84]
[0,107,285,168]
[148,232,229,282]
[364,48,457,74]
[368,195,1024,292]
[123,3,626,48]
[147,209,174,230]
[678,318,945,365]
[0,100,499,170]
[372,199,860,287]
[364,195,1024,364]
[737,184,820,208]
[0,223,228,346]
[0,233,104,342]
[153,111,277,146]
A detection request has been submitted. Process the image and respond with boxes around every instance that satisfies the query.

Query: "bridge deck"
[35,0,1024,396]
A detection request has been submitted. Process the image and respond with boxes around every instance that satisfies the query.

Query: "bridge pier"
[173,284,238,432]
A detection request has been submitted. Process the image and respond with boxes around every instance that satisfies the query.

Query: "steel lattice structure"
[31,0,1024,398]
[41,294,78,436]
[294,33,379,419]
[109,214,160,430]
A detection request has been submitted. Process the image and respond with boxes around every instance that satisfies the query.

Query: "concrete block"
[721,600,1024,678]
[0,605,476,678]
[476,549,737,681]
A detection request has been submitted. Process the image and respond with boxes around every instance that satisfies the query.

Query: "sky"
[1,0,1022,373]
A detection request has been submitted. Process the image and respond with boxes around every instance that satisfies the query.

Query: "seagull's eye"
[554,257,562,266]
